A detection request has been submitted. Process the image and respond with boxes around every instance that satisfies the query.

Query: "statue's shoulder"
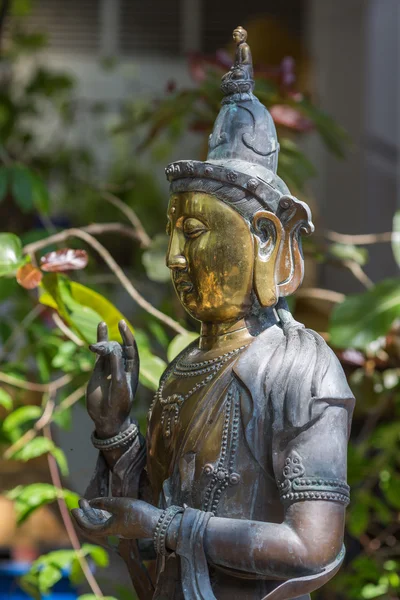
[234,323,354,406]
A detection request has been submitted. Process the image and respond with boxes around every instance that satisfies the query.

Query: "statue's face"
[166,192,255,323]
[233,30,245,43]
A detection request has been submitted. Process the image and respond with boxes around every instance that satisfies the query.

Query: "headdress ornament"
[165,27,314,297]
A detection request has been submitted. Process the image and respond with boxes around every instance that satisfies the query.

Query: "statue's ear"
[252,211,283,307]
[276,196,314,297]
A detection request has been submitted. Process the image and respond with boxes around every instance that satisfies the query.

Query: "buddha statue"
[72,27,355,600]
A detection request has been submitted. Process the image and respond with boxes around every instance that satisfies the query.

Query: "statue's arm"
[169,403,350,579]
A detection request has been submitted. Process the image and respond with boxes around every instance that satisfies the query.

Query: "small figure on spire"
[221,26,255,96]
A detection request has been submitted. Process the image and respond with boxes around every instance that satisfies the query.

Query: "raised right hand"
[86,320,139,438]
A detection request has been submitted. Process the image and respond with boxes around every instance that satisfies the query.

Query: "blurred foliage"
[0,3,399,600]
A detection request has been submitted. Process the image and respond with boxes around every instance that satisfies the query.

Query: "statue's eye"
[183,218,208,239]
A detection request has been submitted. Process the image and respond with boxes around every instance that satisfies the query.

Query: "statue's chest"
[147,354,256,514]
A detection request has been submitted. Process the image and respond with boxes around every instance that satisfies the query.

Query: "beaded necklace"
[155,345,247,441]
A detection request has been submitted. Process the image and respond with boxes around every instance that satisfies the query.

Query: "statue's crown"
[166,27,286,215]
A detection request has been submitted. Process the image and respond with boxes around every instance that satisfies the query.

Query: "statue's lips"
[174,278,193,293]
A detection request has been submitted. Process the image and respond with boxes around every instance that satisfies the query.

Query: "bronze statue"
[72,27,355,600]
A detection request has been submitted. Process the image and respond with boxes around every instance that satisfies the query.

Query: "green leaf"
[0,388,13,411]
[40,274,132,343]
[3,405,42,434]
[11,0,32,17]
[0,166,9,203]
[142,233,170,282]
[139,351,166,391]
[329,278,400,350]
[10,164,34,213]
[392,210,400,268]
[31,171,50,215]
[6,483,79,524]
[38,564,63,594]
[12,436,54,461]
[167,331,199,362]
[51,446,69,476]
[347,499,369,536]
[81,543,109,567]
[329,242,368,266]
[361,583,388,599]
[0,232,25,276]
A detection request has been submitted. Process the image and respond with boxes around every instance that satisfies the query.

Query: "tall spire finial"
[221,26,254,97]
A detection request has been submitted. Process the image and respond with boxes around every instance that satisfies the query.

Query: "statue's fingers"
[119,321,138,372]
[109,352,124,383]
[97,322,108,343]
[89,342,110,357]
[89,497,121,514]
[71,508,113,534]
[119,321,135,349]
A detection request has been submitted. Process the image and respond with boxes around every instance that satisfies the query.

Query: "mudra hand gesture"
[86,320,139,438]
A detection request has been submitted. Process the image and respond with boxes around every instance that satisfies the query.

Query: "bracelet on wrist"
[91,422,138,451]
[153,505,184,556]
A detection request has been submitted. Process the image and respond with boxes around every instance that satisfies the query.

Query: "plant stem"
[100,191,151,248]
[4,385,86,458]
[325,230,400,246]
[44,425,104,598]
[0,372,72,392]
[24,227,187,335]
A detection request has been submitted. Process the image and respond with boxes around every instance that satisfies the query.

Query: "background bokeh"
[0,1,399,599]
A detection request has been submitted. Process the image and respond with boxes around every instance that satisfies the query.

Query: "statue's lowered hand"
[72,497,161,539]
[86,320,139,438]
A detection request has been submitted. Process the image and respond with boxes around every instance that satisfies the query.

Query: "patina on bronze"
[72,27,355,600]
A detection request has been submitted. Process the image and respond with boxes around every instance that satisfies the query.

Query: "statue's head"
[165,28,313,324]
[233,26,247,44]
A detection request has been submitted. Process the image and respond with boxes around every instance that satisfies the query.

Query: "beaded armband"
[153,505,184,556]
[279,451,350,506]
[91,422,138,451]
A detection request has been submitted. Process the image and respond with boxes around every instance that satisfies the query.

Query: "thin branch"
[44,425,104,598]
[344,260,374,289]
[25,222,140,248]
[52,313,85,347]
[324,230,400,246]
[100,191,151,248]
[55,384,86,413]
[0,372,72,392]
[24,227,187,336]
[0,304,45,360]
[295,288,345,304]
[4,385,86,459]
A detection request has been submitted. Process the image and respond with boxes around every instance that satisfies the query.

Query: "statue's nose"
[166,231,187,270]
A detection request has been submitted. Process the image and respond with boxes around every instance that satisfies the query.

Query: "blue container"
[0,562,77,599]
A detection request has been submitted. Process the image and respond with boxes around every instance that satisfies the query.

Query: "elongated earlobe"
[276,196,314,297]
[252,211,283,307]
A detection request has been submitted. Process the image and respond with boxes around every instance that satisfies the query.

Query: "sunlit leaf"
[0,232,25,276]
[392,210,400,268]
[3,405,42,434]
[167,331,198,362]
[41,248,88,272]
[0,388,13,411]
[142,233,170,282]
[6,483,79,525]
[16,262,43,289]
[330,279,400,350]
[38,564,63,594]
[329,243,368,266]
